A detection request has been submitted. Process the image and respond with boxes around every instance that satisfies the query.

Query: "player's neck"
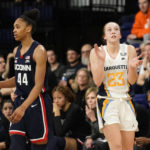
[21,36,34,49]
[106,43,120,54]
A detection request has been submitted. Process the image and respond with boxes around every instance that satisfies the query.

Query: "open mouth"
[111,35,116,38]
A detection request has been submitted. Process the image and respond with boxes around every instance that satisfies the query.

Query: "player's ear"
[26,25,32,33]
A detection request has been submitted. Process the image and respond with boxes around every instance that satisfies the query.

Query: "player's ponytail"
[19,8,40,34]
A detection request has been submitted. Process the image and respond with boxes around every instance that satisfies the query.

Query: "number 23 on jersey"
[107,72,125,87]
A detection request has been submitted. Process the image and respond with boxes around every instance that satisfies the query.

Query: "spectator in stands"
[0,55,6,81]
[83,87,109,150]
[59,47,85,87]
[71,68,94,112]
[52,86,91,150]
[0,93,3,108]
[134,103,150,150]
[3,53,14,80]
[81,44,92,71]
[0,54,13,100]
[147,90,150,107]
[0,53,15,100]
[0,99,13,150]
[137,41,150,92]
[127,0,150,45]
[47,48,66,84]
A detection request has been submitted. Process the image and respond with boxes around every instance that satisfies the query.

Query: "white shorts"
[97,98,138,132]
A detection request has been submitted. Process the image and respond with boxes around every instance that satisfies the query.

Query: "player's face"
[104,22,121,43]
[67,50,80,64]
[53,91,66,109]
[77,70,89,86]
[13,18,29,41]
[2,102,13,120]
[86,92,96,109]
[144,44,150,61]
[138,0,149,13]
[47,50,57,64]
[0,57,6,74]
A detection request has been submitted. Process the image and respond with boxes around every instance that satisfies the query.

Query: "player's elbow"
[93,78,102,87]
[128,80,136,85]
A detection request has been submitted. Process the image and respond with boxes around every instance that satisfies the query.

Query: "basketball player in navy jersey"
[0,9,56,150]
[90,22,143,150]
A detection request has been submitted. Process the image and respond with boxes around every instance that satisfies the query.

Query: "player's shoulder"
[127,44,136,52]
[35,44,46,53]
[33,44,47,61]
[127,44,136,57]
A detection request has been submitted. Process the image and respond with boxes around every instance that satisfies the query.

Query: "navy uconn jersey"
[14,41,47,97]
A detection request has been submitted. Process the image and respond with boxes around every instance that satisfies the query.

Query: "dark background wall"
[0,0,139,62]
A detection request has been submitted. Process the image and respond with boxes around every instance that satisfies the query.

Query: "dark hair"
[19,8,40,34]
[52,86,75,103]
[0,55,4,59]
[66,45,80,54]
[1,99,13,109]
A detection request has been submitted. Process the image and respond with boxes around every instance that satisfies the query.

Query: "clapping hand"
[129,54,143,69]
[94,44,106,62]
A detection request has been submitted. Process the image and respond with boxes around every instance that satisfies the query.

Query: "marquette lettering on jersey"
[104,65,127,71]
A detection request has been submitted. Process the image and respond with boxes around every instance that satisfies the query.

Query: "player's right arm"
[0,47,17,88]
[90,44,105,87]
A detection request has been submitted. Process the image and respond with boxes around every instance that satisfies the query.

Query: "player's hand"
[129,54,143,69]
[9,105,25,123]
[94,44,106,62]
[10,92,17,102]
[135,137,150,146]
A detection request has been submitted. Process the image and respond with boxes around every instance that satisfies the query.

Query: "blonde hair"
[71,68,94,93]
[85,87,98,103]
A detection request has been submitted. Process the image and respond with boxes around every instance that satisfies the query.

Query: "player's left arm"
[10,45,47,123]
[128,45,142,85]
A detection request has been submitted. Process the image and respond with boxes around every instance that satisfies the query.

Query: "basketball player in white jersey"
[90,22,143,150]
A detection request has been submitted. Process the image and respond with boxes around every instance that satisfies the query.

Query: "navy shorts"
[9,93,53,144]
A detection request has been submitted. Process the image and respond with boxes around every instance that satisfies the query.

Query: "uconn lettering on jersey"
[15,64,31,71]
[104,65,127,71]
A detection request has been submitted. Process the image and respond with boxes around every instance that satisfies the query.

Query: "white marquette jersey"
[99,44,132,98]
